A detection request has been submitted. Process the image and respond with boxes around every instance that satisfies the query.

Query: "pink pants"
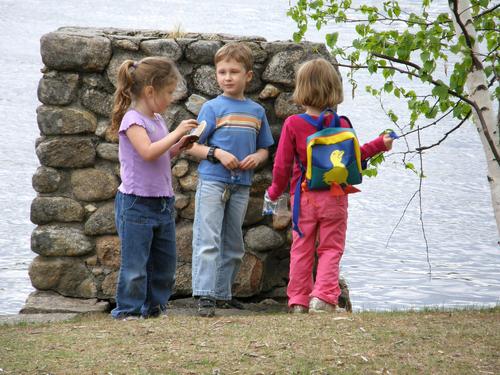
[288,190,348,307]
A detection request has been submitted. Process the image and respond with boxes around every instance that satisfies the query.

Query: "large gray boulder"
[37,71,79,105]
[40,32,112,72]
[185,40,222,64]
[140,39,182,61]
[36,137,96,168]
[71,168,119,202]
[31,225,94,257]
[29,256,97,298]
[84,202,116,235]
[32,166,62,193]
[192,65,220,96]
[37,105,97,135]
[31,197,85,224]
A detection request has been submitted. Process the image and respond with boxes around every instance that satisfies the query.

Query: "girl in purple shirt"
[110,57,197,320]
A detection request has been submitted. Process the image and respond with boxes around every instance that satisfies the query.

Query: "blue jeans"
[111,191,177,318]
[192,179,250,300]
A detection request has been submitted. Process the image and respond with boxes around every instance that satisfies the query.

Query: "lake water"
[0,0,498,314]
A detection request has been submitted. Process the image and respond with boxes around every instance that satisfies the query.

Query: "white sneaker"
[289,304,308,314]
[309,297,337,313]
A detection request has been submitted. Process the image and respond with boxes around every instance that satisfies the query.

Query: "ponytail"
[109,57,181,142]
[110,60,136,140]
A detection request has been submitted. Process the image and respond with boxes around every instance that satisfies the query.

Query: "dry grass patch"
[0,307,498,374]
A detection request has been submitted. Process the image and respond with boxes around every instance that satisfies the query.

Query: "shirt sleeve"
[197,103,216,145]
[339,117,387,161]
[267,117,295,201]
[256,110,274,149]
[360,135,387,160]
[119,111,146,134]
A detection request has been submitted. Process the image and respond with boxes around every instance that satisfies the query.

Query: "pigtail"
[110,60,136,141]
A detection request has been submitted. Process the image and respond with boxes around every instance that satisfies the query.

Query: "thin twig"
[385,190,419,248]
[416,110,471,151]
[417,127,431,275]
[474,3,500,19]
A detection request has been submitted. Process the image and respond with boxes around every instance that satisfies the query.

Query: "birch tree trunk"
[450,0,500,238]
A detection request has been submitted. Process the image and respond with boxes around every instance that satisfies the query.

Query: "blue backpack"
[292,109,363,236]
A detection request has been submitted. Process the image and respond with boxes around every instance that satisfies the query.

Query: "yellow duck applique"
[323,150,347,185]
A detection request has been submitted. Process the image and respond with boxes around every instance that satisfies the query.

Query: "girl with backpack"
[265,58,395,313]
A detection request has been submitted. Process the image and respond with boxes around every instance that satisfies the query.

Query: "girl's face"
[144,82,177,114]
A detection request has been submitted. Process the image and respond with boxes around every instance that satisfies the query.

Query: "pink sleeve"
[360,135,387,160]
[340,117,387,160]
[267,118,295,201]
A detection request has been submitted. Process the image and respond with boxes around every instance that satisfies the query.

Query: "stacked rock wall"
[30,27,338,302]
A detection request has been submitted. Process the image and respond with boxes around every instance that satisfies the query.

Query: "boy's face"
[215,58,253,100]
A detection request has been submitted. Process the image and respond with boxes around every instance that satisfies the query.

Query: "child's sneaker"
[216,298,245,310]
[197,296,216,317]
[309,297,337,313]
[289,304,308,314]
[144,305,167,319]
[121,315,141,321]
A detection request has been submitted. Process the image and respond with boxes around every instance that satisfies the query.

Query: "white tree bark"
[450,0,500,238]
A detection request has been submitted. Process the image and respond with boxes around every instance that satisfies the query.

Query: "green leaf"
[405,162,418,174]
[384,81,394,93]
[432,84,449,100]
[367,60,378,73]
[325,32,339,48]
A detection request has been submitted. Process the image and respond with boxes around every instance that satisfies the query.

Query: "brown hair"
[110,57,182,137]
[293,58,343,109]
[214,42,254,72]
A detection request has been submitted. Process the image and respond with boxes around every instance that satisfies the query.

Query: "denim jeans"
[191,179,250,300]
[111,191,177,319]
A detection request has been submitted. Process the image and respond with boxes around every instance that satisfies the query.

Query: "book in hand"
[177,120,207,149]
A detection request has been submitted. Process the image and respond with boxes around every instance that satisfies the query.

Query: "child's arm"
[239,148,269,170]
[267,119,295,201]
[186,143,240,170]
[127,119,197,161]
[360,134,390,160]
[169,135,196,158]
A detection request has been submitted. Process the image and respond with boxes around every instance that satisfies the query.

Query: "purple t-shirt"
[118,109,174,197]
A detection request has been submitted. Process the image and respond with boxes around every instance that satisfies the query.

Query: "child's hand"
[380,130,398,151]
[383,134,394,151]
[239,153,261,170]
[262,191,278,215]
[175,135,196,151]
[214,148,240,170]
[174,119,198,138]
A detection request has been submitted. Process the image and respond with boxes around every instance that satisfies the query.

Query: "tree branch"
[372,52,422,71]
[474,3,500,19]
[416,110,471,151]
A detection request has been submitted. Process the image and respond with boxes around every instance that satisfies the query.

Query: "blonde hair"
[293,58,343,109]
[110,57,182,137]
[214,42,253,72]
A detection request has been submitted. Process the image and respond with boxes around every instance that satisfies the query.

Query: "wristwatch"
[207,146,219,163]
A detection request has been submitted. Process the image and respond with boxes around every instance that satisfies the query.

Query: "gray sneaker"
[197,297,216,317]
[309,297,337,313]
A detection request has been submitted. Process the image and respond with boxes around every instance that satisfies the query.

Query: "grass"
[167,23,186,39]
[0,307,499,374]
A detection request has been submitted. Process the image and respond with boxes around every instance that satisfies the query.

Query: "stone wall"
[30,27,345,305]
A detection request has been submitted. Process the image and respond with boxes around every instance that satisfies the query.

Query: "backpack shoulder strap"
[298,109,341,130]
[339,115,353,129]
